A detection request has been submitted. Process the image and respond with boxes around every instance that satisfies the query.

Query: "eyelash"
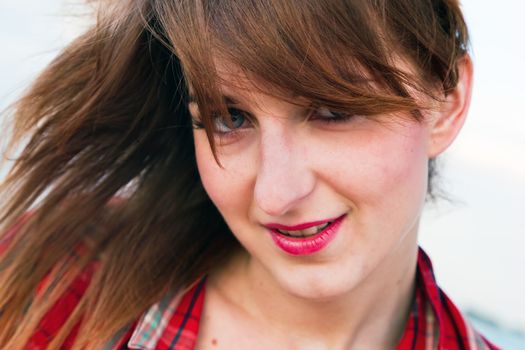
[191,109,249,137]
[191,108,248,133]
[309,107,356,124]
[192,107,356,138]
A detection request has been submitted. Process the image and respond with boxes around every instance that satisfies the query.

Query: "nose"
[253,125,315,217]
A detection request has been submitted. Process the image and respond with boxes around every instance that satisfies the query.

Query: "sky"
[1,0,524,334]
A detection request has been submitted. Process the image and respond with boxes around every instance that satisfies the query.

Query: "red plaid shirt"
[21,247,499,349]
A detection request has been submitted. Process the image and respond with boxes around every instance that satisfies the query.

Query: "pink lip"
[267,214,346,256]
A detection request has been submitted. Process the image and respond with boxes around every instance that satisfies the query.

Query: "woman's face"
[191,62,434,300]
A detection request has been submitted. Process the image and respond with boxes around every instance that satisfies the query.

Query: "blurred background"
[1,1,524,348]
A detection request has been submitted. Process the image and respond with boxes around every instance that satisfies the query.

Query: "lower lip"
[268,214,346,256]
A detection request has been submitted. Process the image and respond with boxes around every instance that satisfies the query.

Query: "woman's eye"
[311,107,355,124]
[214,108,249,133]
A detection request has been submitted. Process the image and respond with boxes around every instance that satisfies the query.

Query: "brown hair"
[0,0,469,348]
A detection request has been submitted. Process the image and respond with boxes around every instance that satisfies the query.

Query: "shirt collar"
[128,277,206,350]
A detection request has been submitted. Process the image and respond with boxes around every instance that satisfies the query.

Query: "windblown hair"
[0,0,469,348]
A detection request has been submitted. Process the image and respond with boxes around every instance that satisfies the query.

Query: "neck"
[210,234,419,350]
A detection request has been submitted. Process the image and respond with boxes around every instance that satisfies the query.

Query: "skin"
[191,57,473,349]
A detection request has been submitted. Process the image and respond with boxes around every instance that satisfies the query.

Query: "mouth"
[267,214,347,255]
[274,221,332,237]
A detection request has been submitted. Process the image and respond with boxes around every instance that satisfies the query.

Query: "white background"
[1,0,524,334]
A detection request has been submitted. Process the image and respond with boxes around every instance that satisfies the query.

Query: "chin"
[274,263,365,302]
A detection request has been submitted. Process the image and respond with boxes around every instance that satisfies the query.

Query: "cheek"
[194,134,227,208]
[374,134,428,211]
[370,135,427,200]
[193,133,253,219]
[379,126,428,197]
[314,122,429,209]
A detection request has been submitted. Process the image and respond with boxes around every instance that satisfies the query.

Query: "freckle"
[211,338,218,346]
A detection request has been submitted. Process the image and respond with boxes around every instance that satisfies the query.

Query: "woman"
[0,0,499,349]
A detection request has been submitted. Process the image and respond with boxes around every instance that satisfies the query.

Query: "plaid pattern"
[127,278,206,350]
[25,260,97,349]
[22,247,499,349]
[395,249,499,350]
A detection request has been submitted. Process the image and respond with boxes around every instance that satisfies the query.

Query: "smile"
[276,221,331,237]
[267,214,346,255]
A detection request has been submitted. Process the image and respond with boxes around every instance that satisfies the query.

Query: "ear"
[427,55,474,158]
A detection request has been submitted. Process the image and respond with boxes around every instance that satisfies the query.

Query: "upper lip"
[263,214,344,231]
